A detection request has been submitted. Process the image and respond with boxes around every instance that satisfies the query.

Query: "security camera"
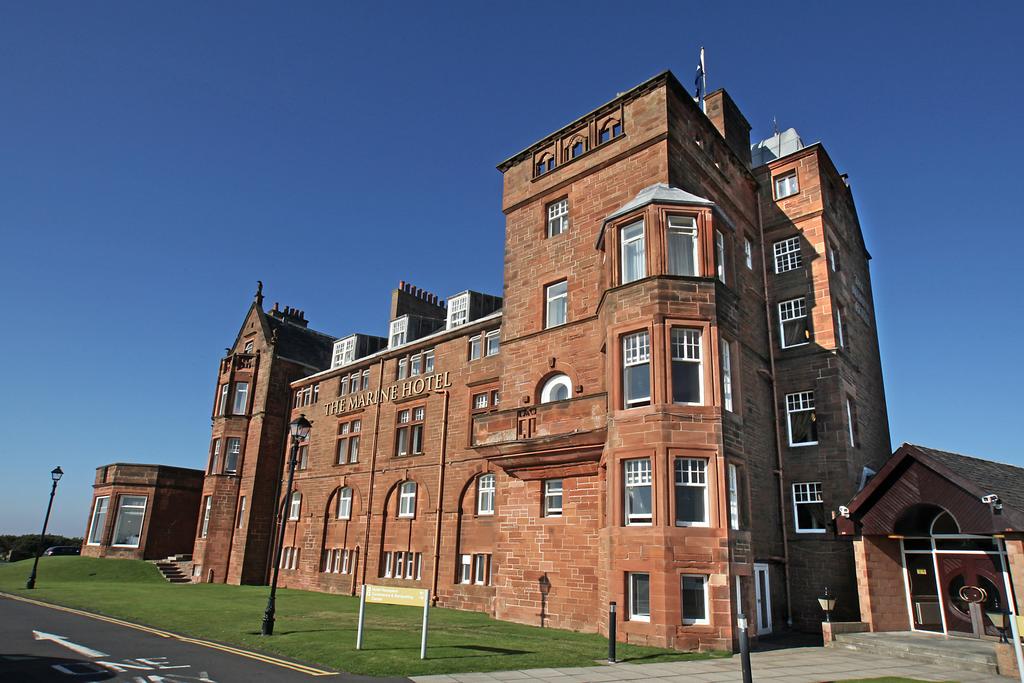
[982,494,1000,504]
[838,506,850,518]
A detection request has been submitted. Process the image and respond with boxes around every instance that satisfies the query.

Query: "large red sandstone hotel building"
[101,70,891,651]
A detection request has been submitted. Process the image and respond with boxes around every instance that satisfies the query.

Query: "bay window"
[622,331,651,408]
[670,328,703,405]
[231,382,248,415]
[87,496,109,545]
[667,216,698,276]
[674,458,708,527]
[624,458,652,525]
[111,496,147,547]
[620,220,646,284]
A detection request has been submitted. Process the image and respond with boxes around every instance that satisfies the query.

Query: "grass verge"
[0,557,726,676]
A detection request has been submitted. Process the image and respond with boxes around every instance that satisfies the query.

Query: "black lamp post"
[818,586,837,623]
[26,466,64,590]
[261,415,311,636]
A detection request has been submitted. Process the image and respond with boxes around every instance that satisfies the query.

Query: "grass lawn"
[0,557,727,676]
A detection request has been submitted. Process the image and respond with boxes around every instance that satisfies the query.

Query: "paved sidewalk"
[412,646,1010,682]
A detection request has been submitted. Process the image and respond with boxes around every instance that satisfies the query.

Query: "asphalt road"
[0,594,408,683]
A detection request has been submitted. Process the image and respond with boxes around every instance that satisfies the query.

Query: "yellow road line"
[1,592,337,676]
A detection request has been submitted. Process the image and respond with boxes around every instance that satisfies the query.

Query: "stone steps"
[154,559,193,584]
[833,631,999,676]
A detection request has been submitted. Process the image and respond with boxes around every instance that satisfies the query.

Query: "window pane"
[667,218,697,276]
[630,574,650,619]
[627,484,652,518]
[621,221,646,283]
[790,411,817,445]
[681,576,707,622]
[232,382,248,414]
[676,485,705,525]
[112,496,146,546]
[624,364,651,406]
[88,497,109,544]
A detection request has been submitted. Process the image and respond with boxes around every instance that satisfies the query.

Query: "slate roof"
[909,443,1024,514]
[596,183,715,249]
[266,315,335,371]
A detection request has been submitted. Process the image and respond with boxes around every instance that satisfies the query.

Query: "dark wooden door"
[937,554,1006,636]
[906,554,943,632]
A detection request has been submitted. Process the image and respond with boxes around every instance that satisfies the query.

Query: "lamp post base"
[262,598,276,636]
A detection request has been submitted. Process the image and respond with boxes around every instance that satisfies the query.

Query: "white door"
[754,563,773,634]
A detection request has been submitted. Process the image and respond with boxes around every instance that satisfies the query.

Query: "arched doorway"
[897,506,1008,636]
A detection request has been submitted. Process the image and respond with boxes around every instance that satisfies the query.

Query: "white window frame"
[224,437,241,474]
[87,496,109,545]
[473,392,488,410]
[547,198,569,237]
[468,335,482,361]
[111,495,148,548]
[237,495,246,528]
[836,305,846,349]
[332,336,356,368]
[680,574,710,625]
[218,383,230,415]
[389,316,408,348]
[544,479,563,517]
[200,495,212,538]
[399,481,417,518]
[485,329,500,356]
[785,391,818,447]
[744,238,753,270]
[624,458,653,526]
[670,328,703,406]
[460,554,472,584]
[337,487,352,520]
[628,572,651,622]
[232,382,248,415]
[540,373,572,404]
[620,220,646,284]
[728,464,740,531]
[474,554,487,584]
[666,215,699,277]
[721,338,734,412]
[545,280,568,328]
[773,236,802,273]
[447,293,470,329]
[778,297,810,349]
[774,171,799,199]
[395,551,405,579]
[715,229,727,282]
[382,551,393,577]
[477,474,495,515]
[792,481,826,534]
[846,398,857,448]
[288,491,301,520]
[622,331,651,408]
[673,458,709,527]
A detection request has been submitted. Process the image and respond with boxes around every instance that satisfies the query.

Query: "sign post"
[355,584,431,659]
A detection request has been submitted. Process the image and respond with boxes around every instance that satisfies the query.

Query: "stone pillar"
[1004,536,1024,614]
[854,535,909,632]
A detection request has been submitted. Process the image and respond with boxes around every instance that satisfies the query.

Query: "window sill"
[789,442,818,448]
[795,529,827,535]
[675,522,710,528]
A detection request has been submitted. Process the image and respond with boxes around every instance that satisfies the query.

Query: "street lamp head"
[289,414,312,441]
[818,586,837,618]
[51,466,64,483]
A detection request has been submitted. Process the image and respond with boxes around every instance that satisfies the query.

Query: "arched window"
[535,153,556,177]
[337,487,352,520]
[599,119,623,144]
[398,481,417,518]
[541,374,573,403]
[288,491,301,520]
[930,510,960,535]
[477,474,495,515]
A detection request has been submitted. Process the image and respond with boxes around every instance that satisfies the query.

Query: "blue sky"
[1,1,1021,536]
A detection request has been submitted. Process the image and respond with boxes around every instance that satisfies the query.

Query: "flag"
[694,47,706,100]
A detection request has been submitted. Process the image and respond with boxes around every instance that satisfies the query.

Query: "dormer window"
[332,337,356,368]
[447,293,469,329]
[389,317,408,348]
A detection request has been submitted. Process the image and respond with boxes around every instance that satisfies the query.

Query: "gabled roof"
[596,183,715,249]
[841,443,1024,535]
[265,315,334,371]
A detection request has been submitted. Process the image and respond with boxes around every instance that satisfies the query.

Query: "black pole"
[608,601,617,663]
[738,613,753,683]
[261,435,301,636]
[26,478,60,590]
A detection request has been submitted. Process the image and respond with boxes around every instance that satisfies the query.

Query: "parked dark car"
[43,546,80,556]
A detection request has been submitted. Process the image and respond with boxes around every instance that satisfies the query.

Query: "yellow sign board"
[364,584,429,608]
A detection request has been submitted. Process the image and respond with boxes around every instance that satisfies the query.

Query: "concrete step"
[833,632,998,675]
[153,559,193,584]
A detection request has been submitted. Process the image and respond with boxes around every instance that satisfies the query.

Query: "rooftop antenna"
[772,116,782,158]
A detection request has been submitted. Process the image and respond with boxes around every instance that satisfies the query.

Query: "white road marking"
[32,630,109,659]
